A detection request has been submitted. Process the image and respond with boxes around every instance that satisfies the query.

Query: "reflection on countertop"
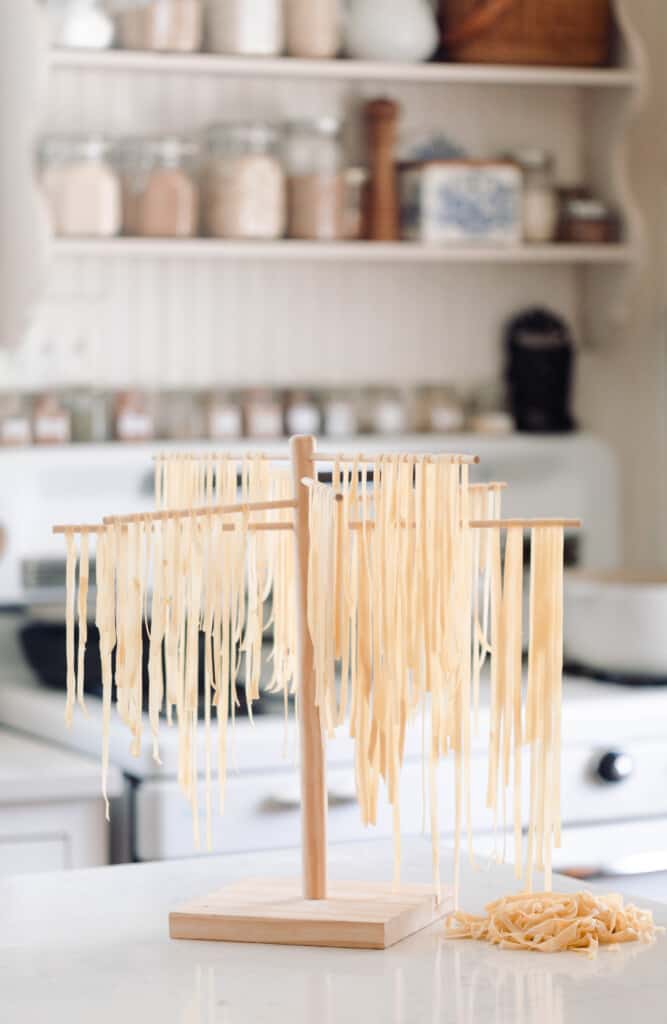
[2,839,665,1024]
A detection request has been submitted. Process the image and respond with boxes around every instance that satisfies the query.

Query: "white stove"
[2,435,667,902]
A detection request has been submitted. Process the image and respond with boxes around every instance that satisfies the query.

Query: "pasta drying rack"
[53,435,580,950]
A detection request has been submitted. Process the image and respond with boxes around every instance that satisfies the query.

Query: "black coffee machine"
[505,307,576,433]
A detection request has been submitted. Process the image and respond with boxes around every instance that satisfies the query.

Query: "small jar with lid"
[69,389,110,443]
[207,391,243,440]
[416,386,464,434]
[33,394,72,445]
[120,137,200,237]
[115,0,203,52]
[512,149,558,244]
[559,197,616,243]
[206,0,283,56]
[159,390,205,440]
[323,389,359,438]
[204,123,286,240]
[243,389,284,439]
[285,391,321,436]
[39,135,121,237]
[0,395,32,447]
[113,391,156,442]
[365,387,408,436]
[467,380,514,435]
[285,118,345,241]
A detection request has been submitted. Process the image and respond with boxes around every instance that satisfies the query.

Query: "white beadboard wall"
[10,67,614,392]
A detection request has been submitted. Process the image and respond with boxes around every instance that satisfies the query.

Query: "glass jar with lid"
[39,135,121,237]
[120,137,200,237]
[285,118,345,241]
[115,0,203,52]
[511,148,558,243]
[415,385,464,434]
[204,123,286,240]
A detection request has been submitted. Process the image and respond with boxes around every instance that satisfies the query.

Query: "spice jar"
[559,197,616,243]
[120,137,199,237]
[285,391,321,435]
[243,389,284,439]
[467,380,514,435]
[207,391,243,440]
[39,135,121,238]
[416,386,464,433]
[322,389,359,438]
[159,391,205,440]
[365,387,407,435]
[113,391,156,442]
[33,394,72,445]
[284,0,341,58]
[512,148,558,244]
[0,396,32,447]
[115,0,203,52]
[204,123,286,240]
[69,389,110,442]
[206,0,283,56]
[285,118,345,241]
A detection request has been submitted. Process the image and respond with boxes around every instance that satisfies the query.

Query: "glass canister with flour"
[285,117,345,240]
[203,123,286,240]
[120,136,200,237]
[39,135,121,237]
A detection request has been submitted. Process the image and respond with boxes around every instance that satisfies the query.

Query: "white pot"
[344,0,438,63]
[564,571,667,678]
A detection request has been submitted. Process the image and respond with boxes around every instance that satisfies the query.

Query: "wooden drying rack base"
[169,878,451,950]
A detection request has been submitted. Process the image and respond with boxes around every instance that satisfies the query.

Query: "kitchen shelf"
[53,239,636,265]
[49,48,640,89]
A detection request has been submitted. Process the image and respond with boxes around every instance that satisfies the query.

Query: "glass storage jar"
[39,135,121,238]
[207,391,243,440]
[243,389,284,439]
[206,0,283,56]
[120,137,199,237]
[365,387,407,435]
[284,0,341,58]
[416,385,464,433]
[0,396,32,447]
[285,391,321,435]
[115,0,203,52]
[512,148,558,244]
[285,118,345,241]
[204,123,286,240]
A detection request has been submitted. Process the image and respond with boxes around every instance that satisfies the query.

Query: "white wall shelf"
[49,48,640,89]
[53,239,635,265]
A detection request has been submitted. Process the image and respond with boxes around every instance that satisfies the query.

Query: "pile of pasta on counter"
[444,891,663,958]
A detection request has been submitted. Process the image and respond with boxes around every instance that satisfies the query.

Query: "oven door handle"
[560,850,667,881]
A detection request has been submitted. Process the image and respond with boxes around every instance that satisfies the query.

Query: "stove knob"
[597,751,633,784]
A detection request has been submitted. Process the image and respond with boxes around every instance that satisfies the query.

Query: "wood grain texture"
[291,435,327,899]
[169,879,452,949]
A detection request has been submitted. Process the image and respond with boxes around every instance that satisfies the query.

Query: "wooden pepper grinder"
[364,98,400,242]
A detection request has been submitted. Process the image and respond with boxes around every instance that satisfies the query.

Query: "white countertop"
[2,839,665,1024]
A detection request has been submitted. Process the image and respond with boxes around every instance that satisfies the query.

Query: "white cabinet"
[0,729,122,876]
